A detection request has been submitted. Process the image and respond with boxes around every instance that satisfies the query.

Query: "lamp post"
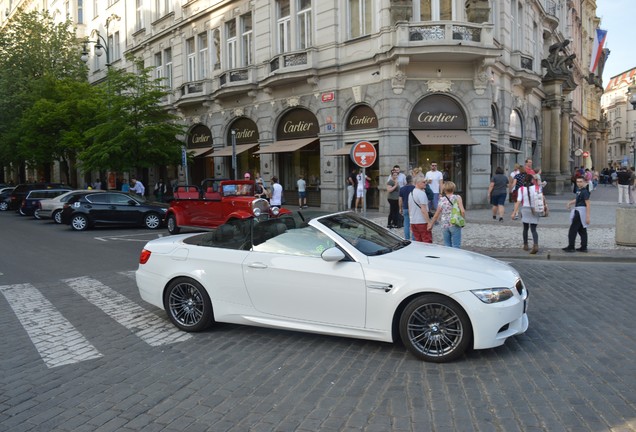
[231,129,237,180]
[629,81,636,168]
[80,14,120,68]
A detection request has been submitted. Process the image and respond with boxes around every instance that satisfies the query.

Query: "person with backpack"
[510,173,543,254]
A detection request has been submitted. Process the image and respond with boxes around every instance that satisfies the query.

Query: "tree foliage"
[80,59,185,173]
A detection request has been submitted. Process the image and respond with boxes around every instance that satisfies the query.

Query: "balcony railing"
[398,21,494,46]
[178,79,214,99]
[219,68,250,86]
[521,55,534,71]
[544,0,557,16]
[270,50,310,73]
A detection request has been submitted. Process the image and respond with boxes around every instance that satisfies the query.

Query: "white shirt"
[386,172,407,188]
[270,183,283,205]
[425,170,443,193]
[131,181,145,196]
[297,178,306,192]
[408,188,429,224]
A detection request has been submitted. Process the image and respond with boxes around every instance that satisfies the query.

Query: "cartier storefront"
[409,94,478,196]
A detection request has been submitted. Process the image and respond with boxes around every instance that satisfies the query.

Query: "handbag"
[446,195,465,227]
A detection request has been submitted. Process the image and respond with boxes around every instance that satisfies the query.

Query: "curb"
[466,248,636,263]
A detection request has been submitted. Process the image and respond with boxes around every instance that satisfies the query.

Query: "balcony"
[261,49,318,89]
[390,21,500,62]
[174,79,215,108]
[511,52,541,90]
[212,67,257,100]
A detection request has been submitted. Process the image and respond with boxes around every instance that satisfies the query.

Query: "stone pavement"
[362,184,636,262]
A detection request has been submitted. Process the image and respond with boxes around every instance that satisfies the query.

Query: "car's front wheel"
[399,294,472,363]
[52,210,62,224]
[166,214,180,234]
[144,212,161,229]
[70,214,89,231]
[0,201,8,211]
[34,209,41,220]
[164,277,214,332]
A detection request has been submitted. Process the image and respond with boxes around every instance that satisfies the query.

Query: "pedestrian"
[510,166,526,219]
[93,178,102,190]
[509,163,521,204]
[154,178,167,201]
[244,172,251,180]
[254,178,269,200]
[487,166,508,222]
[510,174,541,254]
[408,175,432,243]
[130,176,145,196]
[297,174,307,208]
[617,166,631,204]
[398,174,415,240]
[562,177,591,252]
[121,179,130,193]
[584,169,593,191]
[630,167,636,205]
[270,176,283,206]
[347,168,356,210]
[425,161,444,212]
[386,164,406,188]
[429,181,465,248]
[355,170,370,212]
[386,170,400,228]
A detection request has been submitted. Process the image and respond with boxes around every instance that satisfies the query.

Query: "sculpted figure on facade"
[541,40,576,81]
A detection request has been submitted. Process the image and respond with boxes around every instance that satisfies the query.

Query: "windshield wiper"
[369,247,392,256]
[392,240,411,250]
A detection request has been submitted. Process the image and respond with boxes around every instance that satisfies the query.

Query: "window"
[107,31,121,62]
[277,0,291,53]
[154,52,163,80]
[212,29,221,70]
[349,0,372,39]
[164,48,173,88]
[241,13,253,66]
[226,20,237,69]
[297,0,312,49]
[155,0,172,18]
[417,0,455,21]
[198,32,208,78]
[136,0,144,31]
[93,0,98,19]
[186,37,196,81]
[77,0,83,24]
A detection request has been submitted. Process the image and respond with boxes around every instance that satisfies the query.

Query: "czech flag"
[590,28,607,74]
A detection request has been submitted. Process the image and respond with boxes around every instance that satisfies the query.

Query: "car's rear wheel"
[19,208,26,216]
[167,214,180,234]
[0,202,8,211]
[34,209,41,220]
[71,214,89,231]
[164,277,213,332]
[399,294,471,363]
[144,212,161,229]
[53,210,62,224]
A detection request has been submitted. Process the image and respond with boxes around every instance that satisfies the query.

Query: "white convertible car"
[136,211,529,363]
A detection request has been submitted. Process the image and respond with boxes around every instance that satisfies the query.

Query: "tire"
[167,214,180,234]
[71,214,89,231]
[399,294,472,363]
[0,202,8,211]
[164,277,214,332]
[19,208,26,216]
[53,210,62,224]
[34,209,41,220]
[144,212,161,229]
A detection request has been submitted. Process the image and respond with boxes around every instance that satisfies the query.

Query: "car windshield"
[319,212,410,256]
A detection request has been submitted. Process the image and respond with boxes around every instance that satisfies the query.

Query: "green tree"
[0,8,86,181]
[80,59,185,174]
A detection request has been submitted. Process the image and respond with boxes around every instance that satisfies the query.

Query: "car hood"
[368,242,519,291]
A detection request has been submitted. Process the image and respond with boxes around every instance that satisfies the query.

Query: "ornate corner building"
[1,0,607,208]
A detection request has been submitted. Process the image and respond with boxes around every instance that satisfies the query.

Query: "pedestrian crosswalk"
[0,272,192,369]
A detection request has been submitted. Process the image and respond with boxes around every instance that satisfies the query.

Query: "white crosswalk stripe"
[0,283,103,368]
[63,276,192,346]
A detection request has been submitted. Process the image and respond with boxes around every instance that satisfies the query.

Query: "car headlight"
[271,206,280,216]
[160,208,168,212]
[471,288,514,304]
[253,208,262,217]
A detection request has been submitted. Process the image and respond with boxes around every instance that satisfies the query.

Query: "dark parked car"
[61,191,169,231]
[20,189,72,217]
[8,183,69,211]
[0,187,15,211]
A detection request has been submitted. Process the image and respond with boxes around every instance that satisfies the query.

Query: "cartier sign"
[346,105,378,131]
[409,94,467,130]
[187,123,213,147]
[228,117,259,145]
[276,108,319,139]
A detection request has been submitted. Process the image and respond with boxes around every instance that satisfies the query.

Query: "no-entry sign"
[350,140,376,168]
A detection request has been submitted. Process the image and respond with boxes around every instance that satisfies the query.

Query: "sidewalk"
[361,184,636,262]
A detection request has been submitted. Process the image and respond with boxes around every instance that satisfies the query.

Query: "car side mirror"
[128,200,137,206]
[321,247,345,262]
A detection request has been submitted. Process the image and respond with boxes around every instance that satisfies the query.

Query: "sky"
[596,0,633,84]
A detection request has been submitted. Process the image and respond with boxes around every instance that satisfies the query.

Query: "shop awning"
[188,147,213,157]
[255,138,317,154]
[211,143,259,157]
[411,130,479,146]
[491,142,521,154]
[326,142,377,156]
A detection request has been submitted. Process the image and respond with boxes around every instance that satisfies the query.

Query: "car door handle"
[248,262,268,269]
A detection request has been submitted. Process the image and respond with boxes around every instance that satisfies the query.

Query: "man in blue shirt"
[562,177,591,252]
[398,175,415,240]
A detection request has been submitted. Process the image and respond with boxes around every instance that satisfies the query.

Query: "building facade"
[602,68,636,169]
[2,0,605,209]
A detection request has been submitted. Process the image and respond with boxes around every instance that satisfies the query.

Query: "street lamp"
[81,14,120,68]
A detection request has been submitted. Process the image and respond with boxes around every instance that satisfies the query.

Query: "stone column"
[541,79,566,194]
[560,100,573,176]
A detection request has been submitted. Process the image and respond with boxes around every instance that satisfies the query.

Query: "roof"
[605,68,636,91]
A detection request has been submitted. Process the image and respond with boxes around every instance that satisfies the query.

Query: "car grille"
[253,198,270,214]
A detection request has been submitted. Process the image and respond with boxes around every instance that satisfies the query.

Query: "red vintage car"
[166,178,291,235]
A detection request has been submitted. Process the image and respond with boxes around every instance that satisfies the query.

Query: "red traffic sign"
[321,92,335,102]
[350,140,377,168]
[582,151,589,158]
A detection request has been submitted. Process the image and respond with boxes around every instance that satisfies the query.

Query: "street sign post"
[350,140,377,217]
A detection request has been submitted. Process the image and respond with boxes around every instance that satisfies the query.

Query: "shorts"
[298,191,306,199]
[491,193,506,206]
[356,188,364,198]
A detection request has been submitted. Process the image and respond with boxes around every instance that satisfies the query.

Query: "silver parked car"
[37,190,92,223]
